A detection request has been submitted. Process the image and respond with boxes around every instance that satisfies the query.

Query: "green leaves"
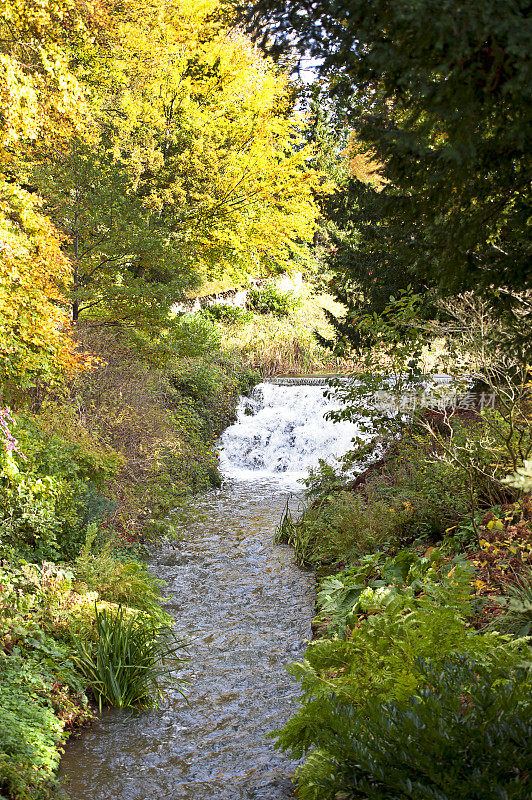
[301,660,532,800]
[251,0,532,347]
[274,526,530,799]
[0,181,88,396]
[71,604,188,711]
[246,283,300,317]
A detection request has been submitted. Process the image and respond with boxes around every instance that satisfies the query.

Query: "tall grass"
[71,605,188,710]
[221,289,351,376]
[276,492,414,569]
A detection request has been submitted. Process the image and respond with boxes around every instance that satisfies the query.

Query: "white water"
[218,382,371,486]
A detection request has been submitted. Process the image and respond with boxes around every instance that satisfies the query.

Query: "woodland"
[0,0,531,798]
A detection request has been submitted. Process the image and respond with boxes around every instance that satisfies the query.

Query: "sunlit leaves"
[0,182,88,393]
[99,1,322,285]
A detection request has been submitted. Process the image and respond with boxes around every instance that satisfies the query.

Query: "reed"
[72,605,188,710]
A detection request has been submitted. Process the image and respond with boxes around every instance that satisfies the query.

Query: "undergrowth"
[219,286,351,376]
[0,316,250,799]
[275,409,532,800]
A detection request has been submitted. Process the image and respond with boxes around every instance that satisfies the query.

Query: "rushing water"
[59,382,361,800]
[219,381,368,485]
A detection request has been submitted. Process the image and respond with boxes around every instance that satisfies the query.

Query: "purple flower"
[0,408,24,458]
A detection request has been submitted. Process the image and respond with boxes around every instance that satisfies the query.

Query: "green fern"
[492,570,532,637]
[285,660,532,800]
[275,598,527,761]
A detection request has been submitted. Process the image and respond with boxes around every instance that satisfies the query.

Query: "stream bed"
[59,480,315,800]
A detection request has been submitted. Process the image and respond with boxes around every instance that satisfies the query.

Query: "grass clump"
[277,491,412,570]
[491,570,532,637]
[71,605,187,711]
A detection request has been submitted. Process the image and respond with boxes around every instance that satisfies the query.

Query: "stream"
[59,381,363,799]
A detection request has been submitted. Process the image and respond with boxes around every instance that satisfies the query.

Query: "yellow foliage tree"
[99,0,322,286]
[0,182,91,397]
[0,0,106,164]
[0,0,102,394]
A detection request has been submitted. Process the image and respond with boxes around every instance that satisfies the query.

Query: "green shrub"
[74,526,171,625]
[200,304,253,324]
[426,408,532,509]
[246,283,299,317]
[364,431,473,541]
[0,449,63,559]
[0,658,64,800]
[167,312,222,358]
[0,636,90,800]
[275,579,525,759]
[302,460,349,504]
[0,410,121,560]
[171,354,254,441]
[127,312,222,364]
[171,358,223,401]
[286,659,532,800]
[71,605,188,710]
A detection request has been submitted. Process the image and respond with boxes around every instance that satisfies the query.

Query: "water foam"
[218,382,371,486]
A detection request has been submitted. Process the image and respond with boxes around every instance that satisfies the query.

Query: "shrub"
[364,430,473,541]
[166,312,222,358]
[171,358,220,401]
[126,312,222,364]
[71,605,188,710]
[0,409,121,560]
[302,460,349,504]
[420,408,532,512]
[0,628,91,800]
[74,526,171,625]
[246,283,299,317]
[200,304,253,324]
[275,576,526,761]
[286,659,532,800]
[0,652,65,800]
[0,449,63,559]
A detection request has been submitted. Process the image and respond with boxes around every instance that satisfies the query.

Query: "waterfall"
[218,382,372,485]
